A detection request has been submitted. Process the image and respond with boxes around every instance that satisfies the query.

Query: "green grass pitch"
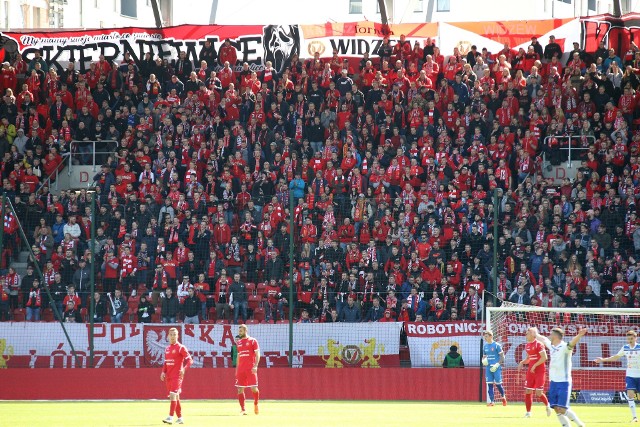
[0,400,630,426]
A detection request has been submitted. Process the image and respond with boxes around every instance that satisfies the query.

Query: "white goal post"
[484,302,640,404]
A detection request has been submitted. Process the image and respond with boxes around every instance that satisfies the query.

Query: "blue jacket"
[289,178,305,200]
[52,222,66,244]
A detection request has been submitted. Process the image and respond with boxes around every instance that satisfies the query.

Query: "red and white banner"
[407,320,639,369]
[406,321,483,367]
[497,321,637,369]
[0,14,637,74]
[0,322,402,369]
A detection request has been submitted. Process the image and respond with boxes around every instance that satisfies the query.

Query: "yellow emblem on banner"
[0,338,14,369]
[359,338,383,368]
[456,41,472,55]
[307,41,326,57]
[319,338,383,368]
[430,340,460,366]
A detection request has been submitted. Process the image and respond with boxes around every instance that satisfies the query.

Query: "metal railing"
[68,140,118,174]
[35,152,71,194]
[542,135,595,169]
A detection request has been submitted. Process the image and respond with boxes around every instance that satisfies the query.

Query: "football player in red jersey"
[236,324,261,415]
[518,327,551,418]
[161,328,192,424]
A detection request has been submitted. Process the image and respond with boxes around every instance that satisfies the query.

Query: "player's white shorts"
[548,381,571,409]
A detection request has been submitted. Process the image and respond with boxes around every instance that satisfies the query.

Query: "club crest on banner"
[319,337,384,368]
[143,325,171,367]
[307,40,326,57]
[456,41,473,55]
[430,339,460,366]
[341,344,361,365]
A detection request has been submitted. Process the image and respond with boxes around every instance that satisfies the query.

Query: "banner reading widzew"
[0,322,402,369]
[0,14,636,73]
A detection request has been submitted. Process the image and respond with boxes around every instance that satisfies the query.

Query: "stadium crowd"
[0,34,639,325]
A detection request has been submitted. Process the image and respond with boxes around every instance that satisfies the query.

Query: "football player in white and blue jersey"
[535,327,587,427]
[482,330,507,406]
[595,329,640,422]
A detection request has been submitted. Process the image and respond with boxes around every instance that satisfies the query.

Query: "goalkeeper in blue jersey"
[483,330,507,407]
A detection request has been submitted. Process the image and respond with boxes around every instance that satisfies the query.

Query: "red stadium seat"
[246,319,260,325]
[245,283,256,295]
[12,308,25,322]
[151,313,160,323]
[248,294,261,310]
[207,307,217,322]
[276,320,288,324]
[42,308,55,322]
[216,319,229,324]
[80,308,88,322]
[252,308,265,322]
[256,282,267,297]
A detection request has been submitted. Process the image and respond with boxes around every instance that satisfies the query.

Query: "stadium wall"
[0,368,481,401]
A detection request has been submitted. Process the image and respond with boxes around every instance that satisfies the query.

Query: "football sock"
[169,400,177,417]
[487,385,495,403]
[253,389,260,405]
[238,393,245,411]
[539,393,549,406]
[525,393,533,412]
[176,399,182,418]
[556,413,570,427]
[629,400,637,418]
[565,409,583,425]
[496,384,505,397]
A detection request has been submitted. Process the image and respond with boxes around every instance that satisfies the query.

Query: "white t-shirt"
[616,343,640,378]
[540,336,573,383]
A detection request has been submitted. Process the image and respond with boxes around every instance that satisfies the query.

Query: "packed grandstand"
[1,31,640,326]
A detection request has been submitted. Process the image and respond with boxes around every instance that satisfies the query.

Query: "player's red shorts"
[165,377,183,394]
[524,367,546,390]
[235,369,258,388]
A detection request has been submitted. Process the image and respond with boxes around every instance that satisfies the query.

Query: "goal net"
[486,302,640,405]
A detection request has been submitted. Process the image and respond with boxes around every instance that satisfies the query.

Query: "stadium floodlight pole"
[5,198,81,364]
[288,194,294,367]
[492,188,499,308]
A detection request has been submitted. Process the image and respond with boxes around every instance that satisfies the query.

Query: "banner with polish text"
[0,13,637,73]
[406,321,639,368]
[0,322,402,369]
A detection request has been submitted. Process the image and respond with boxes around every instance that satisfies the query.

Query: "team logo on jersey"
[262,25,301,74]
[143,325,172,367]
[0,339,13,369]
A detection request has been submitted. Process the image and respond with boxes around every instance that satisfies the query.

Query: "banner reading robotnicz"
[407,321,638,368]
[406,321,484,367]
[0,322,402,368]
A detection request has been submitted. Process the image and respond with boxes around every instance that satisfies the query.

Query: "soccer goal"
[485,302,640,403]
